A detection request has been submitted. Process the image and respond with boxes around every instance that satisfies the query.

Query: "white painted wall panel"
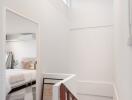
[71,0,113,28]
[114,0,132,100]
[69,0,114,82]
[78,81,113,97]
[69,27,114,82]
[78,94,112,100]
[69,0,114,99]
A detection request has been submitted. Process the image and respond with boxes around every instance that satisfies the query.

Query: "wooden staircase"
[60,84,78,100]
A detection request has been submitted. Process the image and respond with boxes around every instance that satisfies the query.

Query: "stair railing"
[60,83,78,100]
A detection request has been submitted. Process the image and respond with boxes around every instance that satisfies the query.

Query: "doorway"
[5,8,40,100]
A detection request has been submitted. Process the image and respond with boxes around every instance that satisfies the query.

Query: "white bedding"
[6,69,36,94]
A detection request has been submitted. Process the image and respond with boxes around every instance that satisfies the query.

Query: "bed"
[6,69,36,95]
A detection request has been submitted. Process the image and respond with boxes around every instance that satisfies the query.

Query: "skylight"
[62,0,70,7]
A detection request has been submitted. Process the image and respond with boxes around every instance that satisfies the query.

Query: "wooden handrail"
[60,83,78,100]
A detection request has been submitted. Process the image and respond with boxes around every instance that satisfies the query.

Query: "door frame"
[4,7,41,100]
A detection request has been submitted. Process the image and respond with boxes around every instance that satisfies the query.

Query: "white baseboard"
[77,81,114,99]
[113,84,119,100]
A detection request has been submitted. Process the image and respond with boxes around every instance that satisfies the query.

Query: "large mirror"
[5,8,38,100]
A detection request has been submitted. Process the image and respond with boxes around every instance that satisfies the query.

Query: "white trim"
[54,74,75,86]
[77,81,114,98]
[70,25,113,31]
[5,7,39,24]
[113,84,119,100]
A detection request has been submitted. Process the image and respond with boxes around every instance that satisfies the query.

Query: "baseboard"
[113,84,119,100]
[77,81,114,99]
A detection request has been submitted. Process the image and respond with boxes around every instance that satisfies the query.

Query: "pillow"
[21,58,37,70]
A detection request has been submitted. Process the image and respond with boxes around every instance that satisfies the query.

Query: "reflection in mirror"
[5,9,38,100]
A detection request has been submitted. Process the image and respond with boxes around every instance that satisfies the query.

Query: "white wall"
[0,0,6,100]
[70,0,114,82]
[70,0,113,28]
[114,0,132,100]
[69,28,114,81]
[69,0,114,99]
[5,0,70,100]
